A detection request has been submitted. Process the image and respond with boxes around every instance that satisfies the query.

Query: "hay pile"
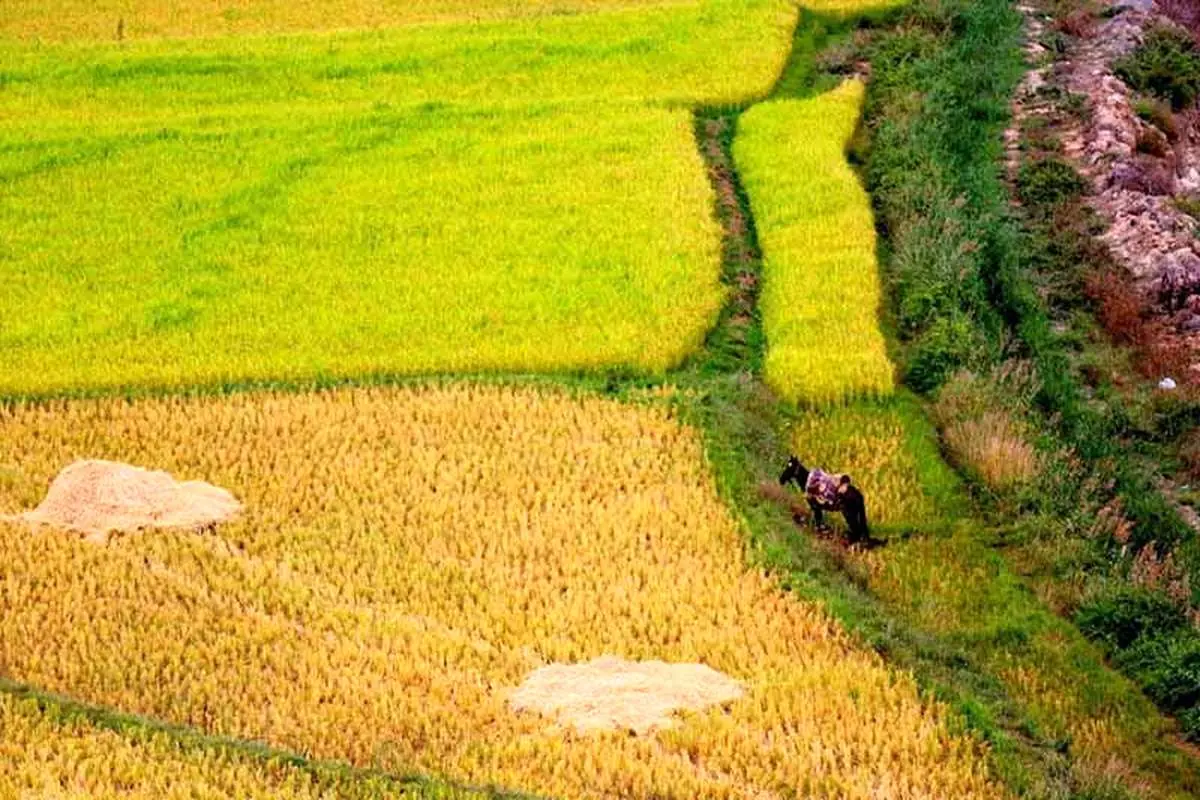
[12,460,241,543]
[509,655,743,735]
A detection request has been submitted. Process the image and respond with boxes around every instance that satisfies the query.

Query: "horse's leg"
[807,499,827,532]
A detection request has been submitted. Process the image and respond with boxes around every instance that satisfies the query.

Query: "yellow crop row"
[0,385,1001,799]
[800,0,911,14]
[1,0,672,42]
[0,693,472,799]
[736,81,895,406]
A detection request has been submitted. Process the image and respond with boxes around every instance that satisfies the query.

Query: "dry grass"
[941,412,1039,492]
[0,385,1001,799]
[931,370,1041,494]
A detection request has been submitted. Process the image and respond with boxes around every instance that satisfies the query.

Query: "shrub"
[1115,630,1200,739]
[906,313,986,393]
[1171,193,1200,221]
[1110,157,1176,196]
[1084,269,1146,347]
[1135,127,1170,157]
[1115,26,1200,111]
[1074,585,1188,651]
[1054,9,1095,38]
[1179,705,1200,742]
[1133,95,1179,139]
[1181,428,1200,480]
[1017,156,1088,207]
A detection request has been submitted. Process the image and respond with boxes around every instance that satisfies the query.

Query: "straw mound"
[13,460,241,543]
[509,655,744,735]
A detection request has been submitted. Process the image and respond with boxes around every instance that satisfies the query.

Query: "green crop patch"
[736,80,894,407]
[0,104,725,395]
[0,0,802,396]
[3,0,678,43]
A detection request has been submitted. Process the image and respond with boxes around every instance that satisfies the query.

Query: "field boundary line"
[0,677,549,800]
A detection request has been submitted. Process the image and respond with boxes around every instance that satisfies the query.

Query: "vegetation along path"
[683,2,1200,798]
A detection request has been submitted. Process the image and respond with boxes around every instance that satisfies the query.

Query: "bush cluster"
[1076,585,1200,740]
[1116,25,1200,111]
[863,0,1200,741]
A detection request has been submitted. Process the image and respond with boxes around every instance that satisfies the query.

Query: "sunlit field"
[0,0,799,396]
[2,0,680,42]
[737,81,894,406]
[0,693,473,800]
[0,0,798,125]
[0,386,1000,799]
[0,105,721,395]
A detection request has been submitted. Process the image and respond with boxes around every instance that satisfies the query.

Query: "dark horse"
[779,455,871,544]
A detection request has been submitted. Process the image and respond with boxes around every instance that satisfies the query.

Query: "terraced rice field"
[1,105,720,394]
[0,0,1087,797]
[737,81,893,406]
[2,0,677,41]
[0,0,798,395]
[0,693,467,800]
[0,386,1000,799]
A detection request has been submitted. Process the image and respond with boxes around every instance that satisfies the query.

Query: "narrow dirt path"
[691,110,766,375]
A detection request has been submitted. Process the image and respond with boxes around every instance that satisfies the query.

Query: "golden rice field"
[0,385,1001,799]
[0,694,470,800]
[736,80,895,406]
